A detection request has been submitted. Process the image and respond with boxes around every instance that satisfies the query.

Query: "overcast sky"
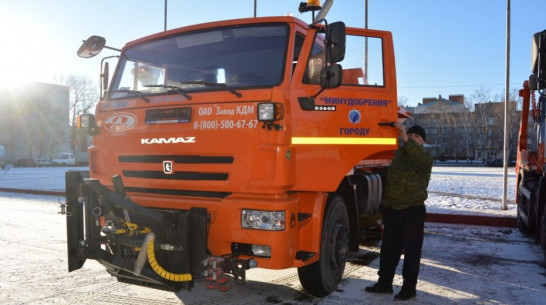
[1,0,546,105]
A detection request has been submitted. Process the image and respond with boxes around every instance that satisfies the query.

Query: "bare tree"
[64,76,99,126]
[398,96,409,107]
[411,87,523,164]
[58,75,99,151]
[467,87,493,161]
[459,96,476,162]
[501,88,523,161]
[467,87,522,163]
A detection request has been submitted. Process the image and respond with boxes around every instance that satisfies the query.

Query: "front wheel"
[297,195,349,297]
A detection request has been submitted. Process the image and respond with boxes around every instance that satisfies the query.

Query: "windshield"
[110,24,289,99]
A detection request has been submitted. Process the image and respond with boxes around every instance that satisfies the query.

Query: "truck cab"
[66,3,401,297]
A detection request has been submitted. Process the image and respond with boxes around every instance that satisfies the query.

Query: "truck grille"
[124,187,231,199]
[118,154,233,199]
[122,171,228,180]
[119,155,233,164]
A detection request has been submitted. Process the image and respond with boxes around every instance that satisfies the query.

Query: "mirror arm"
[312,19,331,99]
[310,19,334,99]
[322,19,331,63]
[104,45,122,53]
[312,86,327,99]
[100,55,119,100]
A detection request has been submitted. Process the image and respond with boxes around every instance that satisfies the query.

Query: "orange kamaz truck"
[65,1,404,296]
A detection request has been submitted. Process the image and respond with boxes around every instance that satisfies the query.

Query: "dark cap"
[407,125,426,141]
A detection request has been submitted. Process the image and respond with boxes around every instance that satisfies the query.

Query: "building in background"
[409,95,525,164]
[0,82,69,164]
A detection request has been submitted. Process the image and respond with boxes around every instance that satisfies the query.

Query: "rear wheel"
[517,206,531,234]
[517,177,532,234]
[540,209,546,263]
[297,195,349,297]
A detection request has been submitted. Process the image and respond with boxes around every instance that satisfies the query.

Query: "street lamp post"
[502,0,510,210]
[164,0,168,31]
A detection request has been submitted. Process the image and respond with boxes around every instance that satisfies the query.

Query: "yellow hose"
[112,221,191,282]
[146,235,192,282]
[114,221,150,235]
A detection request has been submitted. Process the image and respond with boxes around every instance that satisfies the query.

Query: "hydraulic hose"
[114,221,150,236]
[144,233,192,282]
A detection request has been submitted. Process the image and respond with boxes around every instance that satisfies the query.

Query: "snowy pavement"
[0,192,543,304]
[1,166,544,304]
[0,166,85,193]
[427,166,517,217]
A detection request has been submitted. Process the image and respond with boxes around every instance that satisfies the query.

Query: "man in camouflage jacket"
[366,123,433,301]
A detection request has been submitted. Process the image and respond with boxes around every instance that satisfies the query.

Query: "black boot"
[394,287,416,301]
[365,282,393,294]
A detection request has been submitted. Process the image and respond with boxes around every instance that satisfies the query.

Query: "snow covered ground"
[427,166,517,217]
[0,165,86,193]
[1,165,544,305]
[0,165,519,217]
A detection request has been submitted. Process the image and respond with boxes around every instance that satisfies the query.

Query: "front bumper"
[65,171,207,291]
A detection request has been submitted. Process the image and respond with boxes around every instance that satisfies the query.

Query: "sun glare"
[0,16,51,90]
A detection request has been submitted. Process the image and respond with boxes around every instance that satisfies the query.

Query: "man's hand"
[394,122,408,143]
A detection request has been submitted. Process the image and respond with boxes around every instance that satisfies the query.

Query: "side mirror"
[326,22,346,63]
[529,73,546,90]
[529,74,538,90]
[532,31,544,73]
[531,30,546,89]
[320,64,342,88]
[77,36,106,58]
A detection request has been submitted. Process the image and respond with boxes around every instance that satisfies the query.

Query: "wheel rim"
[329,222,349,267]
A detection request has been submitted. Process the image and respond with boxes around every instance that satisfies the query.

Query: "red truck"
[516,29,546,263]
[65,1,405,296]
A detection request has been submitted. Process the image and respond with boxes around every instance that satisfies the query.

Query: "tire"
[517,177,531,234]
[540,209,546,264]
[517,206,531,234]
[297,195,349,297]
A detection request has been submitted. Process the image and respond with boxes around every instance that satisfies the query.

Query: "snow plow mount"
[65,170,209,291]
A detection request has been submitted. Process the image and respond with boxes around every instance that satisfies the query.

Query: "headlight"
[257,103,283,121]
[242,209,285,231]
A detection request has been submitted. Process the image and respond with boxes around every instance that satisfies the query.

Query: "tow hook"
[226,257,257,284]
[203,257,231,292]
[58,197,67,215]
[202,257,258,291]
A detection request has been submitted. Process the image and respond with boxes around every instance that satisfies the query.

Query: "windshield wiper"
[144,85,193,101]
[110,89,150,102]
[178,81,242,98]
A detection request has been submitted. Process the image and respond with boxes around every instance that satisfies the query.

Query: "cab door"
[289,27,399,191]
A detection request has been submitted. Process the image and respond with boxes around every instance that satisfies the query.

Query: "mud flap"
[65,170,89,272]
